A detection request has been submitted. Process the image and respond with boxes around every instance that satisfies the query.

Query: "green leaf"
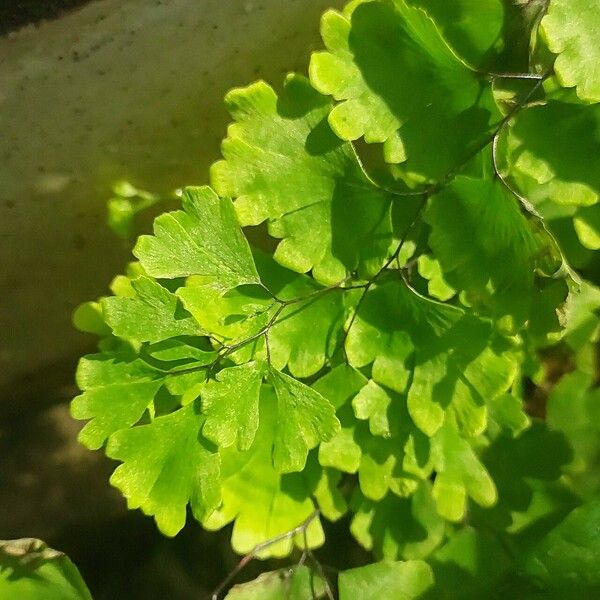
[352,380,394,437]
[102,275,202,343]
[224,566,326,600]
[574,205,600,250]
[0,539,92,600]
[424,175,561,324]
[350,484,445,560]
[346,281,516,438]
[407,0,505,67]
[106,402,220,537]
[370,413,427,498]
[311,467,348,522]
[417,255,456,302]
[203,387,324,557]
[210,73,396,283]
[134,186,259,291]
[71,353,163,450]
[72,300,111,335]
[338,559,434,600]
[269,290,346,377]
[317,369,431,501]
[523,499,600,588]
[318,402,364,474]
[201,361,264,451]
[541,0,600,102]
[164,369,207,404]
[347,323,413,395]
[430,527,512,598]
[316,365,368,473]
[562,281,600,350]
[309,0,500,180]
[487,393,529,437]
[431,423,497,521]
[547,370,600,497]
[506,101,600,207]
[269,368,340,473]
[144,337,216,366]
[358,434,420,501]
[108,261,146,298]
[181,250,349,376]
[177,277,272,355]
[106,181,162,239]
[314,364,431,501]
[255,252,348,378]
[313,363,369,411]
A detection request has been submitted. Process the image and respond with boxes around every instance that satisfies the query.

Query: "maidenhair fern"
[69,0,600,597]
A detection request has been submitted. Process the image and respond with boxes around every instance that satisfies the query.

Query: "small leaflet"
[134,186,260,292]
[107,402,221,537]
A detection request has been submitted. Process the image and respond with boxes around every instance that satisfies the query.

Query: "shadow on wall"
[0,0,344,395]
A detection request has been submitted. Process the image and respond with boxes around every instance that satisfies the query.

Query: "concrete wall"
[0,0,343,394]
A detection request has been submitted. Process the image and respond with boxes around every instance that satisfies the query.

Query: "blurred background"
[0,1,363,597]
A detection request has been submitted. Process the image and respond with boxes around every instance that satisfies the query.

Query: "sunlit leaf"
[541,0,600,102]
[309,0,500,180]
[211,74,396,283]
[338,559,434,600]
[134,186,259,291]
[107,402,220,537]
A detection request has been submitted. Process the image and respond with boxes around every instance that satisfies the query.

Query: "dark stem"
[341,194,428,356]
[209,510,321,600]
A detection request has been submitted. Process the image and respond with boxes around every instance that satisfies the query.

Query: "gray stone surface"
[0,0,342,394]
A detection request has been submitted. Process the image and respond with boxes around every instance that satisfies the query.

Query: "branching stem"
[492,133,541,217]
[209,510,321,600]
[138,71,550,393]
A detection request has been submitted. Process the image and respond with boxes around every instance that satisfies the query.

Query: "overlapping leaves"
[69,0,600,585]
[202,387,327,557]
[346,280,517,438]
[309,0,501,180]
[71,187,342,547]
[424,174,564,325]
[72,351,164,450]
[134,186,259,291]
[211,73,396,284]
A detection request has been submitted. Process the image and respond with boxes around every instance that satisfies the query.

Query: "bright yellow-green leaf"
[309,0,500,180]
[107,402,220,537]
[203,387,325,557]
[269,368,340,473]
[201,361,264,451]
[72,353,164,450]
[541,0,600,102]
[134,186,259,291]
[102,275,202,343]
[211,74,396,283]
